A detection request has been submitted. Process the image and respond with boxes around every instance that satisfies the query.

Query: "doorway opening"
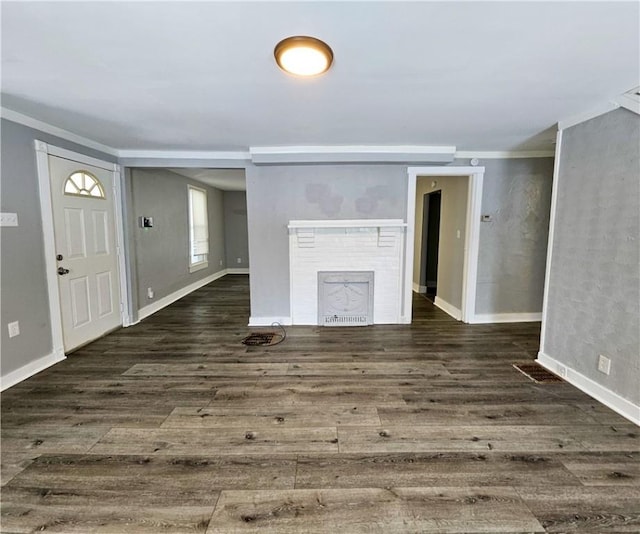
[421,190,441,302]
[403,166,485,324]
[127,167,250,324]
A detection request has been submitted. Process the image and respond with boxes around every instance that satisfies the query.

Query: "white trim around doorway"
[405,166,485,324]
[34,141,130,360]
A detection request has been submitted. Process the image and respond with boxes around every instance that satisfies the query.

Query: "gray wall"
[223,191,249,269]
[474,158,554,314]
[246,164,408,318]
[0,118,117,377]
[247,159,553,320]
[543,108,640,405]
[130,169,225,308]
[414,176,468,310]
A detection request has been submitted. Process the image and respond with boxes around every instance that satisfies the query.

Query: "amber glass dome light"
[274,36,333,77]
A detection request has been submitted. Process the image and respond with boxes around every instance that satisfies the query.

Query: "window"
[64,171,106,198]
[188,185,209,272]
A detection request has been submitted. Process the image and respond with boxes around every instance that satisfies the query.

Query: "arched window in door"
[64,171,106,199]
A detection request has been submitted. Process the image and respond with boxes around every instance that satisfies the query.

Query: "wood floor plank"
[210,386,406,406]
[516,486,640,532]
[555,451,640,486]
[377,403,600,426]
[90,427,339,455]
[258,376,453,388]
[0,502,214,533]
[162,405,380,428]
[402,385,589,405]
[572,402,636,425]
[1,451,37,487]
[123,363,288,377]
[208,487,544,533]
[564,423,640,451]
[338,425,585,453]
[404,486,545,533]
[1,410,170,429]
[207,488,414,533]
[1,426,111,455]
[6,453,296,497]
[285,362,450,377]
[295,452,582,488]
[1,426,112,489]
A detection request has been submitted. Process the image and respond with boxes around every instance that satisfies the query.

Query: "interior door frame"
[404,166,485,323]
[34,140,130,358]
[422,189,442,296]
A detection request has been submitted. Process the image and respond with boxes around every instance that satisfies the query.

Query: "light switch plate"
[0,213,18,227]
[8,321,20,338]
[597,354,611,375]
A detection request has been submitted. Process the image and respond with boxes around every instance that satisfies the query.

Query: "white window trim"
[188,184,209,273]
[189,259,209,273]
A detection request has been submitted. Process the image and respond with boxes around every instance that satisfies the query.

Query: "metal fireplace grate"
[318,271,374,327]
[241,333,275,346]
[324,314,368,326]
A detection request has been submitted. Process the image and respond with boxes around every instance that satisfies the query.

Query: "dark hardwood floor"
[1,275,638,533]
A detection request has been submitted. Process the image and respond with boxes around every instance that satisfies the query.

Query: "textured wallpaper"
[544,108,640,404]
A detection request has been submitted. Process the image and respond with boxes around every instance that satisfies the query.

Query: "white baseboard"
[138,269,227,321]
[412,283,428,294]
[471,312,542,324]
[1,349,66,391]
[249,316,292,327]
[434,296,462,321]
[226,268,250,275]
[537,352,640,426]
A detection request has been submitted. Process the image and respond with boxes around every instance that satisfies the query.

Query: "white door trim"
[112,165,131,326]
[538,128,563,353]
[34,140,130,357]
[46,144,119,171]
[405,166,485,323]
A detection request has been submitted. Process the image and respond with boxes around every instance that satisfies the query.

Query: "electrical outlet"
[219,259,223,266]
[597,354,611,375]
[236,257,242,264]
[7,321,20,338]
[147,287,154,299]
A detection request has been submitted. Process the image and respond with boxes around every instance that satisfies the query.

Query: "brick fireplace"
[288,220,407,325]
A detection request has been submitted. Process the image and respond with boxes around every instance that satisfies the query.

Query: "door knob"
[57,267,70,275]
[56,254,64,261]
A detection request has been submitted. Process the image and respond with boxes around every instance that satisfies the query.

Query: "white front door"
[49,155,121,351]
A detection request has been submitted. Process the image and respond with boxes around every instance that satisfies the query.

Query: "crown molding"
[455,150,555,159]
[1,107,119,156]
[557,101,621,131]
[0,108,564,164]
[249,145,457,164]
[250,145,456,155]
[613,85,640,115]
[117,149,251,160]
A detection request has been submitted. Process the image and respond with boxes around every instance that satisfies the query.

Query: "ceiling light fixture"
[274,36,333,77]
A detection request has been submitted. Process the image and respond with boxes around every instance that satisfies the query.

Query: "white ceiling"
[1,1,638,152]
[168,168,246,191]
